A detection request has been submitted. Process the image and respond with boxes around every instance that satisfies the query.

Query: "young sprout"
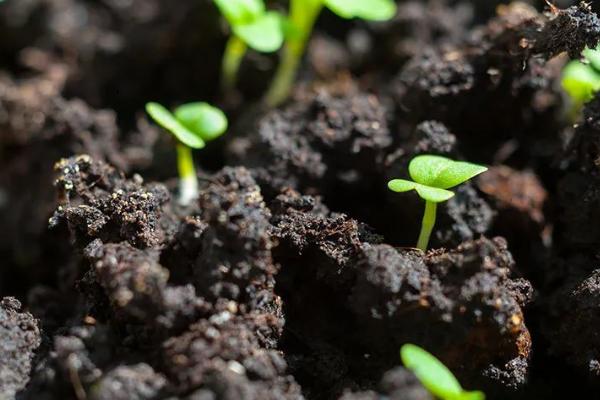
[401,344,485,400]
[146,102,228,206]
[214,0,285,93]
[388,155,487,251]
[264,0,397,107]
[561,46,600,121]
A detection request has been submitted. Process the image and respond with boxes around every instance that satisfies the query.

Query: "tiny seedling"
[214,0,285,93]
[388,155,487,251]
[401,344,485,400]
[562,46,600,121]
[264,0,397,107]
[146,102,227,206]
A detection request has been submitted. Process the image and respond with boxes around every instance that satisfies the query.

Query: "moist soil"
[2,0,600,399]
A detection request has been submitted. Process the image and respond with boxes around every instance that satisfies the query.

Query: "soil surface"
[2,0,600,399]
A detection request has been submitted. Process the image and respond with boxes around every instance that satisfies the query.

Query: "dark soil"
[3,0,600,399]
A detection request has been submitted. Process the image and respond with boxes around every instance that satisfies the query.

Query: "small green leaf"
[213,0,264,25]
[401,344,463,399]
[409,155,487,189]
[414,185,455,203]
[174,102,228,142]
[583,46,600,71]
[388,179,454,203]
[234,11,284,52]
[409,155,455,187]
[145,102,205,149]
[562,60,600,105]
[388,179,417,193]
[324,0,397,21]
[433,161,488,189]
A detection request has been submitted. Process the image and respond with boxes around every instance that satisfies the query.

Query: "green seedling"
[562,46,600,121]
[264,0,397,107]
[214,0,285,93]
[388,155,487,251]
[401,344,485,400]
[146,102,227,206]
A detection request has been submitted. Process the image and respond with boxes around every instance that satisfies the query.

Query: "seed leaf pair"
[388,155,487,203]
[214,0,284,52]
[401,344,485,400]
[145,102,228,149]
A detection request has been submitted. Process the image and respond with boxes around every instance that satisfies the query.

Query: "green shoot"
[146,102,228,206]
[401,344,485,400]
[214,0,285,93]
[264,0,397,107]
[561,46,600,121]
[388,155,487,251]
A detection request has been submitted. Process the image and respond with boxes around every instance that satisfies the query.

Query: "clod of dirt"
[534,1,600,59]
[49,155,172,249]
[394,2,565,164]
[162,314,303,398]
[0,69,128,295]
[478,166,547,232]
[0,297,41,399]
[271,189,531,396]
[195,167,279,314]
[544,265,600,378]
[227,89,391,199]
[89,364,167,400]
[477,165,550,277]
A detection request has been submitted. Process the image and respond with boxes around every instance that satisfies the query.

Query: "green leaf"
[145,102,205,149]
[174,102,228,142]
[388,179,454,203]
[324,0,397,21]
[234,11,284,52]
[583,46,600,71]
[401,344,464,399]
[388,179,417,193]
[214,0,264,25]
[414,185,455,203]
[409,155,487,189]
[562,60,600,105]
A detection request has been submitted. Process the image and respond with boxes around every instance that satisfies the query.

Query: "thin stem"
[221,35,248,93]
[264,0,323,107]
[417,201,437,251]
[176,143,198,206]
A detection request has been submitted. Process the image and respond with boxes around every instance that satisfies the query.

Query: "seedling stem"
[417,201,437,251]
[176,143,199,206]
[265,0,322,107]
[221,35,248,93]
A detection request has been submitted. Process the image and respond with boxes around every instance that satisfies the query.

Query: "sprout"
[264,0,397,107]
[388,155,487,251]
[146,102,228,206]
[561,46,600,121]
[401,344,485,400]
[214,0,285,93]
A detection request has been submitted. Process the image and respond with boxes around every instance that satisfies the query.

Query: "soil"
[3,0,600,399]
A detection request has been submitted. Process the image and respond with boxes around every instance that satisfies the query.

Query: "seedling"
[388,155,487,251]
[401,344,485,400]
[145,102,227,206]
[561,46,600,121]
[264,0,397,107]
[214,0,285,93]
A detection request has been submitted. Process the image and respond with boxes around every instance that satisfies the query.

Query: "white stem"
[178,175,198,206]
